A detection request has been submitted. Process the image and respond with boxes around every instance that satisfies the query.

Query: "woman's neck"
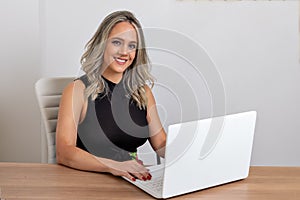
[101,71,123,84]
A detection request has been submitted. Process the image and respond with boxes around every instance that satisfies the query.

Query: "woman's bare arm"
[145,86,167,158]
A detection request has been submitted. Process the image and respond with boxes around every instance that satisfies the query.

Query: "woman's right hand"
[99,158,152,181]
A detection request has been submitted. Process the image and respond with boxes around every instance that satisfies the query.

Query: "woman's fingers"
[108,159,152,181]
[130,171,152,181]
[129,160,151,181]
[124,172,137,182]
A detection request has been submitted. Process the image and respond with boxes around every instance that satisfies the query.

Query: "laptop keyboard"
[139,176,163,193]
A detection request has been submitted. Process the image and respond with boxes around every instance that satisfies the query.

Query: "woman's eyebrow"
[111,36,137,43]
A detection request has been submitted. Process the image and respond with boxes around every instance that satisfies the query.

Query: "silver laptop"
[123,111,257,199]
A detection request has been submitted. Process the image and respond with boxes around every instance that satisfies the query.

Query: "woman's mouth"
[114,57,128,65]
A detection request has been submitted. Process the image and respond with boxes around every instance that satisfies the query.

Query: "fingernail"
[137,159,143,165]
[147,175,151,180]
[131,177,136,181]
[142,176,147,181]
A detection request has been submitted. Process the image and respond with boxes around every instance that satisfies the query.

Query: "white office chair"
[35,77,74,163]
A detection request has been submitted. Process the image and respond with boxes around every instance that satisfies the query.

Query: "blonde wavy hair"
[80,10,154,109]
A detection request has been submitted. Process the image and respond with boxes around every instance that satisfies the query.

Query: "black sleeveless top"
[76,75,149,161]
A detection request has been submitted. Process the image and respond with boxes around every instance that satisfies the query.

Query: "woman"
[56,10,166,182]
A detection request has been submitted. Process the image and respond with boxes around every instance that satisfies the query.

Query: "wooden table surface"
[0,162,299,200]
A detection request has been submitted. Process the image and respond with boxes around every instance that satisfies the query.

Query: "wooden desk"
[0,163,299,200]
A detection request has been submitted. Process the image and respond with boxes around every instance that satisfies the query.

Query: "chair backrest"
[35,77,74,163]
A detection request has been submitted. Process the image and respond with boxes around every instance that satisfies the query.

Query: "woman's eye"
[128,44,136,50]
[112,40,121,46]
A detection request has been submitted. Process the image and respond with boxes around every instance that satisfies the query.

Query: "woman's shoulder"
[143,84,155,104]
[143,84,152,95]
[75,74,89,87]
[62,77,86,97]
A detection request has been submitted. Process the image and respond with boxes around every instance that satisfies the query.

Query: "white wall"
[0,0,41,162]
[1,0,299,166]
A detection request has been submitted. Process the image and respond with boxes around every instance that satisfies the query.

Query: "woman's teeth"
[115,58,126,63]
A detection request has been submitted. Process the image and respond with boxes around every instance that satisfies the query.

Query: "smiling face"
[102,21,138,82]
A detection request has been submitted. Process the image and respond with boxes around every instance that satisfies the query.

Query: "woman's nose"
[118,45,129,55]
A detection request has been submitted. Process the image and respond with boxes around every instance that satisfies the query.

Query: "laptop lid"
[162,111,257,198]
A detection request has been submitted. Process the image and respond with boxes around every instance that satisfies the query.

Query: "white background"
[0,0,299,166]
